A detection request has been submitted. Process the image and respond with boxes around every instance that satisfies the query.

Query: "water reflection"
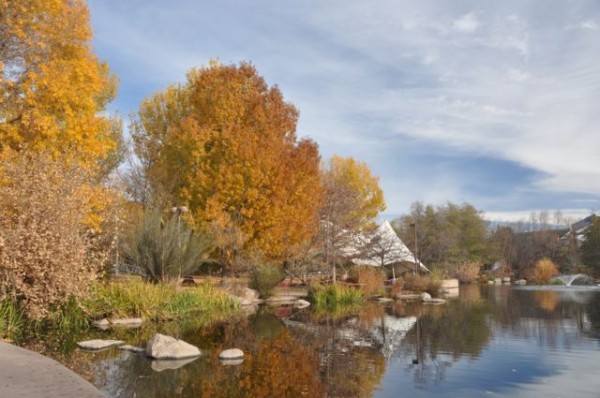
[24,285,600,397]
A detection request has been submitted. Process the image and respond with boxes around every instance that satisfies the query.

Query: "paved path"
[0,341,105,397]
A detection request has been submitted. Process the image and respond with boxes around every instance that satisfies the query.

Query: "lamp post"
[171,206,189,282]
[410,221,419,275]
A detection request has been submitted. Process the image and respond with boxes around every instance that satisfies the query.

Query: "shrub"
[349,266,386,296]
[453,261,481,283]
[122,209,213,283]
[0,152,110,320]
[530,258,559,284]
[249,265,285,297]
[401,274,441,297]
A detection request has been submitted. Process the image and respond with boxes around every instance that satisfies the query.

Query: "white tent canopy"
[350,221,429,273]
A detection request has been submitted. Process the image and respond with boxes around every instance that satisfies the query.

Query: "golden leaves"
[0,0,119,171]
[133,62,323,262]
[321,155,386,230]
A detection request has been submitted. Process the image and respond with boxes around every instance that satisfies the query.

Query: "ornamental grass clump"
[249,264,285,298]
[452,261,482,283]
[530,258,559,284]
[349,266,386,296]
[310,284,364,314]
[0,299,23,340]
[122,209,213,283]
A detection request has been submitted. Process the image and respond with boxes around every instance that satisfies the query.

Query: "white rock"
[420,292,432,302]
[514,279,527,285]
[396,294,421,300]
[503,277,511,283]
[265,295,298,304]
[294,299,311,308]
[219,348,244,360]
[77,339,124,351]
[92,318,110,330]
[377,297,394,303]
[146,333,201,359]
[110,318,143,326]
[495,278,502,284]
[241,288,259,302]
[441,279,459,289]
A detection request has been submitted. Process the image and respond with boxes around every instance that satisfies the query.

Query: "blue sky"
[87,0,600,222]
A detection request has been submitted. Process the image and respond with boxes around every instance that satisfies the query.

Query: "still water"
[38,285,600,397]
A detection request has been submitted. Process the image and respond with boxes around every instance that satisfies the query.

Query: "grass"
[1,280,240,341]
[0,299,24,341]
[310,284,364,316]
[83,280,239,322]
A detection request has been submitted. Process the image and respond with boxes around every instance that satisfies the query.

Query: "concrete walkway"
[0,341,105,397]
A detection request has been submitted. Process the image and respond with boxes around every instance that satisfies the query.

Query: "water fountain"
[551,274,596,286]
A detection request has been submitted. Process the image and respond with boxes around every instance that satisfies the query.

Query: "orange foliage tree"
[0,0,121,171]
[132,62,323,263]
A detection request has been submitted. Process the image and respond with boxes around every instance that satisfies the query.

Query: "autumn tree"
[0,0,122,172]
[131,62,323,264]
[319,155,386,281]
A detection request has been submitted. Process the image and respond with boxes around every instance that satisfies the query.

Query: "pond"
[27,285,600,397]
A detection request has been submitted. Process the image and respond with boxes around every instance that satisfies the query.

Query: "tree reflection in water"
[22,285,600,397]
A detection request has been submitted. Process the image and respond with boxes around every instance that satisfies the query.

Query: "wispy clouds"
[88,0,600,220]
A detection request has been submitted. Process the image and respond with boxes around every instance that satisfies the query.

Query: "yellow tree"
[132,62,323,263]
[0,0,121,170]
[320,155,386,281]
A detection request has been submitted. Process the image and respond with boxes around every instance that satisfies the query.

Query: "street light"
[410,221,419,275]
[172,206,189,282]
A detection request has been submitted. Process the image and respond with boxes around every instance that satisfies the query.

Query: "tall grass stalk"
[0,299,23,340]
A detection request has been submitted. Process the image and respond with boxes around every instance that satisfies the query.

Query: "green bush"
[249,265,284,297]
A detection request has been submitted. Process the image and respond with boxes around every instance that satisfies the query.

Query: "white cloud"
[452,12,481,33]
[484,209,592,223]
[88,0,600,216]
[579,20,599,30]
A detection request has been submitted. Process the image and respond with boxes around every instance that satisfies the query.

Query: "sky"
[87,0,600,223]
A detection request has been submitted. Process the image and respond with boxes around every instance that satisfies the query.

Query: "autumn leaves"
[131,62,386,265]
[0,0,120,172]
[0,1,386,273]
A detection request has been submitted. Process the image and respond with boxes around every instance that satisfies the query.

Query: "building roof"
[350,221,429,273]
